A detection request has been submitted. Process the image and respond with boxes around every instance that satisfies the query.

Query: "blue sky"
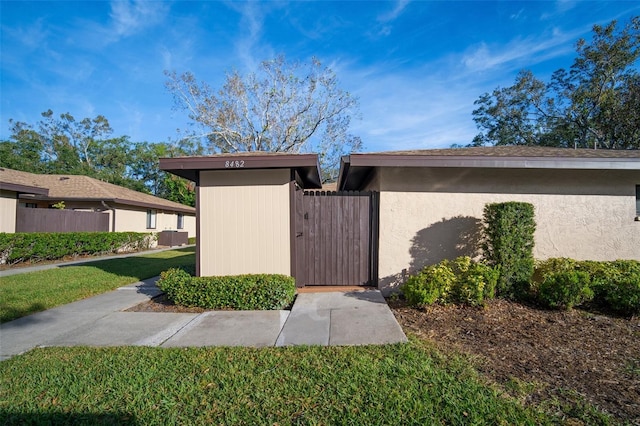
[1,1,639,152]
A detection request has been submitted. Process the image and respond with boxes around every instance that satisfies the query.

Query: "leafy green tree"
[38,109,113,170]
[0,122,47,173]
[472,17,640,149]
[165,55,361,180]
[0,110,197,206]
[159,174,196,207]
[128,140,200,206]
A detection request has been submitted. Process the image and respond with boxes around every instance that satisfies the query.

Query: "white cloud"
[344,63,482,151]
[378,0,411,23]
[227,1,279,72]
[108,0,169,39]
[372,0,411,37]
[461,27,581,72]
[2,18,50,50]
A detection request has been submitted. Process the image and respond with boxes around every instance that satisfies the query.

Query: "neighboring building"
[161,147,640,293]
[0,173,49,234]
[338,146,640,293]
[0,167,195,237]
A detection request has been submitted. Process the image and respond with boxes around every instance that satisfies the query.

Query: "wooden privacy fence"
[293,190,379,287]
[16,208,110,233]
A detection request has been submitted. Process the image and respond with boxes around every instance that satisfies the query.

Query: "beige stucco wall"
[111,205,195,237]
[368,167,640,294]
[0,190,17,233]
[198,169,291,276]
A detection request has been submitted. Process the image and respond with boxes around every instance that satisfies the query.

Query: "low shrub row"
[157,268,296,310]
[0,232,156,265]
[401,256,499,307]
[532,258,640,315]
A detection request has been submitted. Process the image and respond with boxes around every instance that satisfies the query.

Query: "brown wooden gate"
[293,189,378,287]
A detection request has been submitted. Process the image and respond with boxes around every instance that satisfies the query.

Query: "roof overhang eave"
[339,153,640,190]
[16,194,195,214]
[0,182,49,196]
[159,154,323,189]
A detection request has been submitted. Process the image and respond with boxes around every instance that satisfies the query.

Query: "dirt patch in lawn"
[126,294,213,313]
[389,298,640,423]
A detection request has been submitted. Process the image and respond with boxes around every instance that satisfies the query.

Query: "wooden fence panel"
[16,208,109,233]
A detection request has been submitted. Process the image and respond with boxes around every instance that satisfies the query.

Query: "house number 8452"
[225,160,245,168]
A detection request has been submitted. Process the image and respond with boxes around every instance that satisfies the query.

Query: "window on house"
[24,203,37,208]
[177,213,184,229]
[147,209,157,229]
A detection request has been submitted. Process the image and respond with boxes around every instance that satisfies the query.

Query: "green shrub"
[450,257,500,307]
[401,257,499,307]
[0,232,156,265]
[601,273,640,316]
[187,237,196,245]
[583,260,640,315]
[533,258,640,315]
[482,202,536,300]
[401,261,456,307]
[537,270,593,310]
[157,268,296,310]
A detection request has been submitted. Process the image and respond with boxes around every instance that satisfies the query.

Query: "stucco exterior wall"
[373,167,640,294]
[0,190,17,233]
[111,205,195,237]
[198,169,291,277]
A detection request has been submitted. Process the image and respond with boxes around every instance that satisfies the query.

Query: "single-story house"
[0,167,196,238]
[160,147,640,294]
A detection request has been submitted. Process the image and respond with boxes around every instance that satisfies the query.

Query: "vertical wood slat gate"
[293,189,378,287]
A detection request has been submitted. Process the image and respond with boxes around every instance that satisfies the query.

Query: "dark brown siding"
[294,190,378,286]
[16,208,109,233]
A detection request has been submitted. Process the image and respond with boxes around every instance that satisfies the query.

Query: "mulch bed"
[126,293,296,312]
[125,294,212,313]
[389,298,640,423]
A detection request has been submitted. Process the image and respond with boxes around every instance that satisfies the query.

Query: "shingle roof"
[0,167,49,194]
[0,168,194,213]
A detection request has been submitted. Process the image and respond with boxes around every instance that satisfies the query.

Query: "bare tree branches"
[165,56,361,180]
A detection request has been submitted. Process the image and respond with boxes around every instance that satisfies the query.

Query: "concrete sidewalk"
[0,279,407,361]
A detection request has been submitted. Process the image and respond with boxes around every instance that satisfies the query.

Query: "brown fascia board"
[0,182,49,196]
[339,153,640,190]
[347,153,640,170]
[160,154,323,188]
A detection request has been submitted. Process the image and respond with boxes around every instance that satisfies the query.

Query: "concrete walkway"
[0,279,407,361]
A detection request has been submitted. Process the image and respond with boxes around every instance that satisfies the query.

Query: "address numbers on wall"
[224,160,245,168]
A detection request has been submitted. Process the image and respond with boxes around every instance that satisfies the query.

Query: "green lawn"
[0,339,552,425]
[0,247,195,323]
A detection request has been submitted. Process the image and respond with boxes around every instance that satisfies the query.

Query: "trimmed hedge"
[401,256,499,307]
[157,268,296,310]
[0,232,156,265]
[537,270,593,310]
[533,258,640,315]
[482,202,536,300]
